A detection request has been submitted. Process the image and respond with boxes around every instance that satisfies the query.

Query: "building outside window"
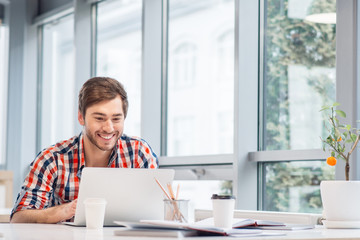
[260,0,336,213]
[167,0,234,157]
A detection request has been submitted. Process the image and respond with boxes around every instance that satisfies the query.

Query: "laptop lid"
[70,168,175,226]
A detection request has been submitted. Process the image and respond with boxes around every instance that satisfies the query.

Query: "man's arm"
[11,199,77,224]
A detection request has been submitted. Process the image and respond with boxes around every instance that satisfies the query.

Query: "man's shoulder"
[120,134,144,143]
[38,135,81,158]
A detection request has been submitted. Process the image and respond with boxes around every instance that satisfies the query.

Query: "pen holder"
[164,199,189,223]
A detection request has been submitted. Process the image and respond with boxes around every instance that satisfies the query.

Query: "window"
[167,0,235,157]
[39,14,75,150]
[261,160,333,213]
[96,0,142,137]
[260,0,336,212]
[0,21,8,167]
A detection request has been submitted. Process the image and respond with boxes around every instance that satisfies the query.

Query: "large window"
[0,22,8,167]
[39,14,75,150]
[167,0,235,157]
[96,0,142,137]
[260,0,336,213]
[164,0,235,210]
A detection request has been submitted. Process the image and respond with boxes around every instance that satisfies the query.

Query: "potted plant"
[320,102,360,180]
[320,102,360,228]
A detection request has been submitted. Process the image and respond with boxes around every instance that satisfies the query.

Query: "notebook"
[64,167,175,226]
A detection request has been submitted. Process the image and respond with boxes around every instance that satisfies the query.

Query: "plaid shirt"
[11,133,158,219]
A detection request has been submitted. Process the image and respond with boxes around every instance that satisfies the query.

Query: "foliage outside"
[263,0,336,213]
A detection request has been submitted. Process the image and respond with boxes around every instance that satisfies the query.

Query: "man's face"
[78,96,125,152]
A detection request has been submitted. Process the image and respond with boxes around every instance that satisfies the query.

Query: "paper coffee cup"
[84,198,107,229]
[211,194,235,228]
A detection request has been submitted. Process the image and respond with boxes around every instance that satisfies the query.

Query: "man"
[10,77,158,223]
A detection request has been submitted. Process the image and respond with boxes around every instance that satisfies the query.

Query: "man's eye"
[113,118,121,122]
[96,118,104,121]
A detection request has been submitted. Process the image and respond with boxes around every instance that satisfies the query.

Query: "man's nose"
[103,120,114,132]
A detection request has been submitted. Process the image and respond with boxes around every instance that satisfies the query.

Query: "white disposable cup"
[211,196,235,228]
[83,198,107,229]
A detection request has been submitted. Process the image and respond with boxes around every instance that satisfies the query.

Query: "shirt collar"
[108,139,119,166]
[77,132,120,178]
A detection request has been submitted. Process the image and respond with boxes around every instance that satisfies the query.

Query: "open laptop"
[64,167,175,226]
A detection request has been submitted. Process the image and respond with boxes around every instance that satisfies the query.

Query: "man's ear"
[78,111,85,126]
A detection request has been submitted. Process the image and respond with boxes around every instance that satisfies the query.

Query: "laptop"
[64,167,175,226]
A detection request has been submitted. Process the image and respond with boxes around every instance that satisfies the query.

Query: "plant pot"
[320,180,360,228]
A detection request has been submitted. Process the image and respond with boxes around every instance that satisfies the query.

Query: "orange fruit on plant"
[326,156,337,166]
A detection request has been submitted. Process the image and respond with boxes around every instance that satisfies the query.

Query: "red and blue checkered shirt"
[11,133,158,218]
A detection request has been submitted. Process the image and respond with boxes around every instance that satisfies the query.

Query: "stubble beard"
[85,129,120,152]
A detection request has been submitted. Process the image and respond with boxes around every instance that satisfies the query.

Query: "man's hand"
[57,199,78,222]
[11,199,78,224]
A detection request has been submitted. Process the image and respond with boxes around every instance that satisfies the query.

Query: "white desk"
[1,223,360,240]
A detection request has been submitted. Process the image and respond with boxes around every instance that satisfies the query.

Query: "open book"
[114,220,288,237]
[114,220,265,237]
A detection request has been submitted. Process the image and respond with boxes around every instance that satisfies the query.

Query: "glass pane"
[262,0,336,150]
[262,160,334,213]
[40,15,75,150]
[0,24,8,166]
[167,0,235,156]
[96,0,142,137]
[173,180,232,222]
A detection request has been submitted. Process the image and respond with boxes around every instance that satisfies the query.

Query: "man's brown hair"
[78,77,128,118]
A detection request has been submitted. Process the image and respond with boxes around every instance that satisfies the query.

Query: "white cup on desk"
[211,194,235,228]
[83,198,107,229]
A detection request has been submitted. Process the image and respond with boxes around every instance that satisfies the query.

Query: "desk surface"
[1,224,360,240]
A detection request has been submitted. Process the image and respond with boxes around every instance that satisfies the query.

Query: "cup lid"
[211,194,236,200]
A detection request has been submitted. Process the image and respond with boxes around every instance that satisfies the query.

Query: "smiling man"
[10,77,158,223]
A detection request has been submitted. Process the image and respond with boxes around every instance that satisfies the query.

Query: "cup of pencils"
[155,178,189,223]
[164,199,189,222]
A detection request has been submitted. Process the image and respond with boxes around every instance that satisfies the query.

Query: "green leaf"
[320,106,330,112]
[331,151,335,157]
[335,110,346,118]
[332,102,340,107]
[346,124,352,131]
[351,134,357,142]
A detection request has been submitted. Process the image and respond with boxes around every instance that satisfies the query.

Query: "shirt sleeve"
[135,139,159,169]
[11,150,58,219]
